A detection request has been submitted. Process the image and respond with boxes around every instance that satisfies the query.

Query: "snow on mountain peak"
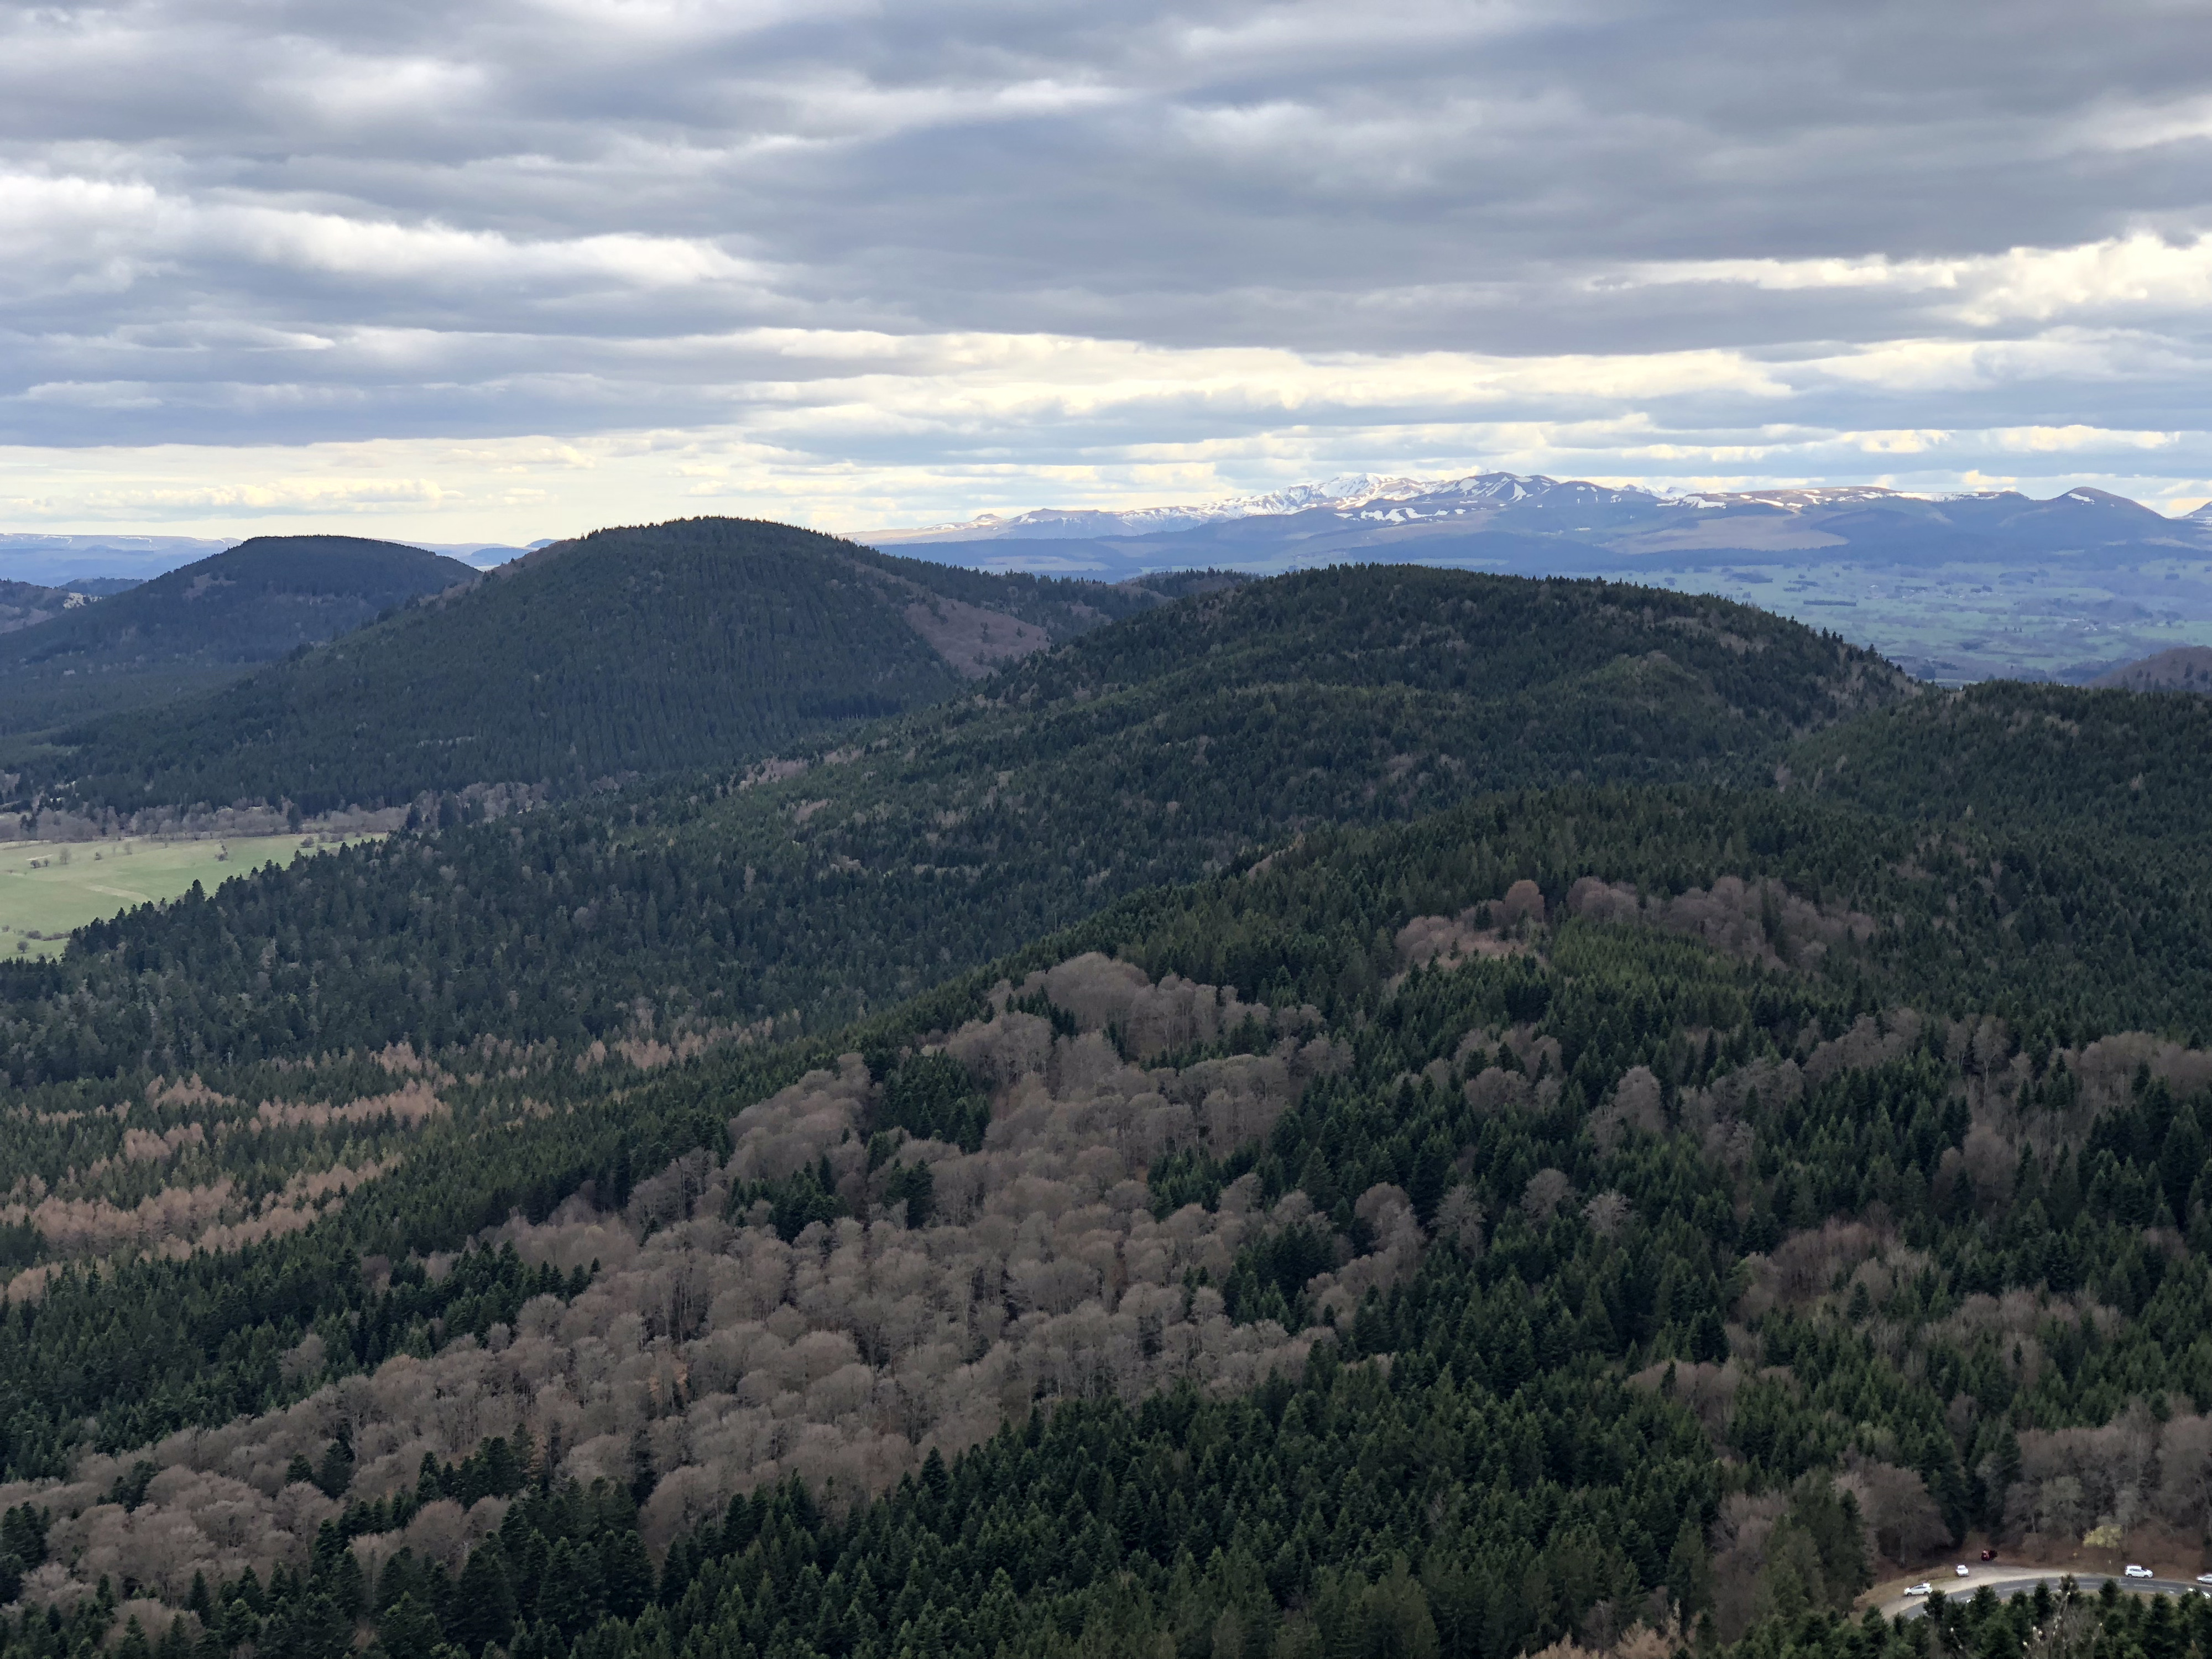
[863,472,2192,546]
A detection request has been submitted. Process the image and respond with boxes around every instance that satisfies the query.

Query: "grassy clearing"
[0,833,382,957]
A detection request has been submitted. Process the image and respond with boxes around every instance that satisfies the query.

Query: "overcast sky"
[2,0,2209,541]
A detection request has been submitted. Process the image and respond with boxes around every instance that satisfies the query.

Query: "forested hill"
[0,536,478,735]
[3,565,1912,1084]
[984,562,1903,734]
[1786,679,2212,838]
[15,518,1198,817]
[0,578,95,638]
[2093,645,2212,693]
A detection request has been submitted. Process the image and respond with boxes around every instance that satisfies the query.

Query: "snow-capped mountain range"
[871,473,1453,541]
[861,472,2212,688]
[866,471,2199,547]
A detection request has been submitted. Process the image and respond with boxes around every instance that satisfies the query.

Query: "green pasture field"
[0,833,380,957]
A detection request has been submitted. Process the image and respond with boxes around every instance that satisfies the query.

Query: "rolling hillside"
[2093,645,2212,693]
[1786,679,2212,840]
[7,564,1911,1080]
[0,535,478,734]
[17,518,1203,818]
[0,579,97,637]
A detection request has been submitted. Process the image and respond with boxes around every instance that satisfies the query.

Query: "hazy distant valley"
[1627,555,2212,685]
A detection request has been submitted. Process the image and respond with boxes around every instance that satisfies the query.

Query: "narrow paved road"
[1880,1573,2207,1619]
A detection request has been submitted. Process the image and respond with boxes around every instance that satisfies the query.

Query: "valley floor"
[1637,556,2212,685]
[0,833,378,955]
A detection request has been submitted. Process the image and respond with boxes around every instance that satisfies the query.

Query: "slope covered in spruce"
[18,519,1195,817]
[1786,679,2212,840]
[2,565,1908,1083]
[0,536,478,736]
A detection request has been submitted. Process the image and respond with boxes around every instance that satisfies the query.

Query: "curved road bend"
[1880,1573,2206,1620]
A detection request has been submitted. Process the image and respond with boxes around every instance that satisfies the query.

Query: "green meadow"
[0,833,380,957]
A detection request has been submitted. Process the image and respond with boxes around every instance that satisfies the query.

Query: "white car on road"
[1955,1566,1971,1578]
[2126,1566,2154,1579]
[1905,1584,1933,1597]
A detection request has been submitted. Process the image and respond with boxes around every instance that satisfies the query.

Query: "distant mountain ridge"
[873,473,1451,541]
[864,473,2212,684]
[0,532,234,586]
[863,471,2211,581]
[869,470,2199,551]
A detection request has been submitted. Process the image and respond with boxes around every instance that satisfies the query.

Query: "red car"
[1980,1550,1997,1562]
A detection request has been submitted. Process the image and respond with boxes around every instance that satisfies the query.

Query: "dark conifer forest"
[0,538,479,737]
[8,522,1208,816]
[0,521,2205,1659]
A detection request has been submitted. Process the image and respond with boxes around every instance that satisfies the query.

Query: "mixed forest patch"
[0,832,2209,1659]
[0,557,2200,1659]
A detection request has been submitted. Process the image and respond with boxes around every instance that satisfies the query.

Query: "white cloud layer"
[0,0,2206,539]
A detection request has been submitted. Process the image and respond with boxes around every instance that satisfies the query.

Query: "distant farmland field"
[0,833,380,956]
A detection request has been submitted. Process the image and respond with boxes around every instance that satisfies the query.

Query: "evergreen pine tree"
[380,1592,442,1659]
[449,1542,518,1658]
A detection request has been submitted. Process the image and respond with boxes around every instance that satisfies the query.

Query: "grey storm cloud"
[0,0,2208,533]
